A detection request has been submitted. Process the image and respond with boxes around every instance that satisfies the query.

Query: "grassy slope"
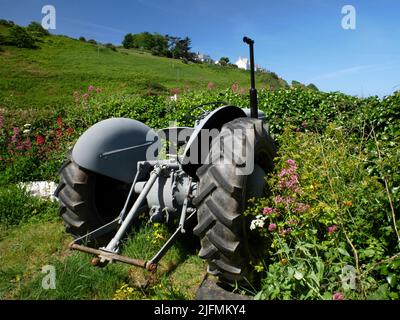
[0,27,287,111]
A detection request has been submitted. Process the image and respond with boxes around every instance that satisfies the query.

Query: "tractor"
[54,37,276,283]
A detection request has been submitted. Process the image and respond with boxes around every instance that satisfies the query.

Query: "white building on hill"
[235,57,249,70]
[196,52,214,64]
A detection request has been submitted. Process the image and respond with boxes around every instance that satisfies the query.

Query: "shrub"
[105,43,117,51]
[79,36,86,42]
[246,126,400,300]
[8,25,36,48]
[26,21,49,37]
[0,19,14,27]
[87,39,97,45]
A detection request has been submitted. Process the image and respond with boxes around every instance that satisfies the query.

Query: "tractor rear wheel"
[54,154,131,244]
[193,117,276,283]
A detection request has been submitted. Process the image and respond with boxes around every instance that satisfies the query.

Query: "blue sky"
[1,0,399,97]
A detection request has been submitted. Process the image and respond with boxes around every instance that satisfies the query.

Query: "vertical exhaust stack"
[243,36,258,119]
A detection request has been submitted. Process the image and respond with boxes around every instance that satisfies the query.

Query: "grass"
[0,216,206,300]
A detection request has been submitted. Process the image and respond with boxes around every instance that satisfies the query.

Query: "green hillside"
[0,23,288,111]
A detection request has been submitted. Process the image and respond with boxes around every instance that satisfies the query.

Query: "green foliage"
[219,57,230,66]
[78,36,86,42]
[87,39,97,45]
[26,21,49,37]
[0,183,57,229]
[8,25,36,48]
[246,126,399,300]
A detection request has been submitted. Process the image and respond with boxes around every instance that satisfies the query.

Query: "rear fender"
[72,118,160,183]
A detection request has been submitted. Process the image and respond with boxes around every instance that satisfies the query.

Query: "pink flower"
[36,135,45,145]
[268,223,277,232]
[293,202,310,213]
[56,116,63,127]
[207,82,215,90]
[66,127,74,135]
[13,127,19,135]
[286,159,296,167]
[55,128,63,137]
[231,83,239,93]
[263,207,274,215]
[22,138,32,150]
[95,87,102,93]
[82,93,89,100]
[281,227,292,235]
[88,85,94,92]
[10,135,18,144]
[332,292,344,300]
[327,224,338,234]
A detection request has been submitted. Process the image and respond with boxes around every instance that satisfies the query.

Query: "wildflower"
[207,82,215,90]
[95,87,102,93]
[23,123,31,128]
[293,202,310,213]
[231,83,239,92]
[66,127,74,135]
[36,135,45,145]
[10,135,18,144]
[286,159,296,167]
[280,227,292,236]
[240,88,246,95]
[343,201,353,207]
[23,129,30,134]
[73,91,79,97]
[250,215,266,230]
[263,207,274,215]
[88,85,94,92]
[301,121,308,129]
[332,292,344,300]
[56,116,63,127]
[56,128,63,137]
[0,115,4,129]
[13,127,19,134]
[22,138,32,150]
[327,224,338,234]
[82,93,89,100]
[268,223,277,232]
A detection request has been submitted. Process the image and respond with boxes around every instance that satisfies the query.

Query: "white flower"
[24,123,31,128]
[23,129,31,134]
[250,217,265,230]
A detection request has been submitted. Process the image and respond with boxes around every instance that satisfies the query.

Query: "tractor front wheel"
[54,154,131,244]
[194,117,276,283]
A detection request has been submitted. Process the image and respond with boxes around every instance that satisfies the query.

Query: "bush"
[246,126,400,300]
[26,21,49,37]
[79,36,86,42]
[8,25,36,48]
[87,39,97,45]
[0,19,14,27]
[105,43,117,51]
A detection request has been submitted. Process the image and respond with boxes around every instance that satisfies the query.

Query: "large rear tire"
[54,154,131,244]
[193,117,276,283]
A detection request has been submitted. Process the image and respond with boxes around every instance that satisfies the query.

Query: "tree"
[219,57,230,66]
[8,25,36,48]
[307,83,319,91]
[79,36,86,42]
[27,21,49,37]
[122,33,134,48]
[170,37,195,61]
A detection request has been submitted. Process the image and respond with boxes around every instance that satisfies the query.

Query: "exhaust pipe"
[243,36,258,119]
